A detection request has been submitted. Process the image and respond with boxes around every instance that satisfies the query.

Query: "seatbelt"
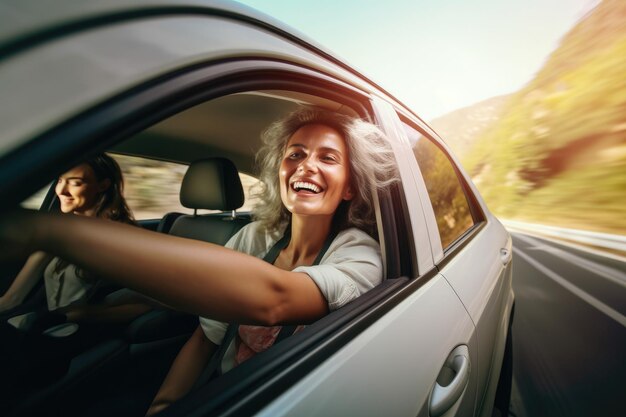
[192,322,239,390]
[271,231,337,344]
[195,226,337,386]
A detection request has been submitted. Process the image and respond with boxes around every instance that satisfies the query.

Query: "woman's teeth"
[292,181,321,193]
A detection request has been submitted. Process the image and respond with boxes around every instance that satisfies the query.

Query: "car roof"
[1,0,428,122]
[0,0,387,100]
[0,0,295,54]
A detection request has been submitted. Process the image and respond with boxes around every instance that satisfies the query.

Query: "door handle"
[429,345,471,417]
[500,248,512,265]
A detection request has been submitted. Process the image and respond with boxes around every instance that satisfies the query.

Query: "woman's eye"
[288,152,301,159]
[322,155,337,163]
[69,180,83,186]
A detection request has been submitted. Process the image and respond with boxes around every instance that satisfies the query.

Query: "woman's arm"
[63,303,153,323]
[0,251,51,312]
[3,211,327,325]
[146,325,216,416]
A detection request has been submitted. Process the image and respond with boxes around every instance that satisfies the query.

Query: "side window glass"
[402,123,475,248]
[21,186,50,209]
[112,154,260,219]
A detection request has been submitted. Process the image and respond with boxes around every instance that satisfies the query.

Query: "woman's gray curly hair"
[252,106,398,236]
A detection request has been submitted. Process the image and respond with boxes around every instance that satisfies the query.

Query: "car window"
[402,122,475,248]
[20,185,50,209]
[112,154,260,220]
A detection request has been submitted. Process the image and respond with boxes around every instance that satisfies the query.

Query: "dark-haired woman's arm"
[0,251,52,312]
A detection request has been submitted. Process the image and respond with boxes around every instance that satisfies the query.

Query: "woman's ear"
[98,178,111,192]
[342,184,354,201]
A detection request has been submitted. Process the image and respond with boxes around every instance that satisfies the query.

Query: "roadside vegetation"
[439,0,626,234]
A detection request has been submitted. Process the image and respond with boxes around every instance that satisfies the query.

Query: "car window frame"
[382,110,487,265]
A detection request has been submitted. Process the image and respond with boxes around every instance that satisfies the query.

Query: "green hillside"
[462,0,626,234]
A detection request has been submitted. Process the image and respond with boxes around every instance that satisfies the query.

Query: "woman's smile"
[279,124,353,218]
[290,179,323,195]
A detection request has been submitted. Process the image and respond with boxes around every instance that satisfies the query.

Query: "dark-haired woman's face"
[55,163,110,216]
[279,124,353,220]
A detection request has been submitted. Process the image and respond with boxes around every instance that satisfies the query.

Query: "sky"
[235,0,598,120]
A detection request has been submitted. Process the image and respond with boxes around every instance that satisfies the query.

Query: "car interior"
[2,89,410,417]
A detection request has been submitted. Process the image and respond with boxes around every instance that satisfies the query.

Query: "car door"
[380,103,514,417]
[362,97,480,417]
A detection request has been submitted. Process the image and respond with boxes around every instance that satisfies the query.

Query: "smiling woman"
[0,154,155,413]
[0,105,399,416]
[255,108,394,237]
[0,154,136,316]
[145,107,399,415]
[56,165,109,215]
[280,125,354,219]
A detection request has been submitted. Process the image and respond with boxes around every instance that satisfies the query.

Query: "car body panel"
[257,276,475,417]
[438,217,513,415]
[380,100,514,415]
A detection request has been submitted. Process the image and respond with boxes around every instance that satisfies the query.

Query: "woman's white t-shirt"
[44,257,96,311]
[199,221,383,372]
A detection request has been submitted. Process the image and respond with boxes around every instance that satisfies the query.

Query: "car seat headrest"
[180,158,244,211]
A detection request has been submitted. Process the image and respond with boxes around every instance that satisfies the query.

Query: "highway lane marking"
[515,248,626,328]
[513,233,626,289]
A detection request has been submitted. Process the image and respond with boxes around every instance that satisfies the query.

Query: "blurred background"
[236,0,626,238]
[431,0,626,236]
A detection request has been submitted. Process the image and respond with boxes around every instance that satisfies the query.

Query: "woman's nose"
[56,181,69,195]
[298,156,317,172]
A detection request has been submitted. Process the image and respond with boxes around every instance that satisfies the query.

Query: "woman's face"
[55,163,109,216]
[279,124,353,219]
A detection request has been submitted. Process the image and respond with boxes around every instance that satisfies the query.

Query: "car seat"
[166,157,250,244]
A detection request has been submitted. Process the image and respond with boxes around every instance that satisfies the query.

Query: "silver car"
[0,1,514,416]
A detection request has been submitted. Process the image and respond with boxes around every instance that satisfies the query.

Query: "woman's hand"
[146,326,216,416]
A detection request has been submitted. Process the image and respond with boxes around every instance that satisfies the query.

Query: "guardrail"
[502,219,626,253]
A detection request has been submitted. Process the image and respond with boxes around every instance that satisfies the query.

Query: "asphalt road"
[508,232,626,417]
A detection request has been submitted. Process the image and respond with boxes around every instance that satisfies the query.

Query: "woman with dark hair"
[77,153,135,223]
[0,154,147,411]
[0,153,136,318]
